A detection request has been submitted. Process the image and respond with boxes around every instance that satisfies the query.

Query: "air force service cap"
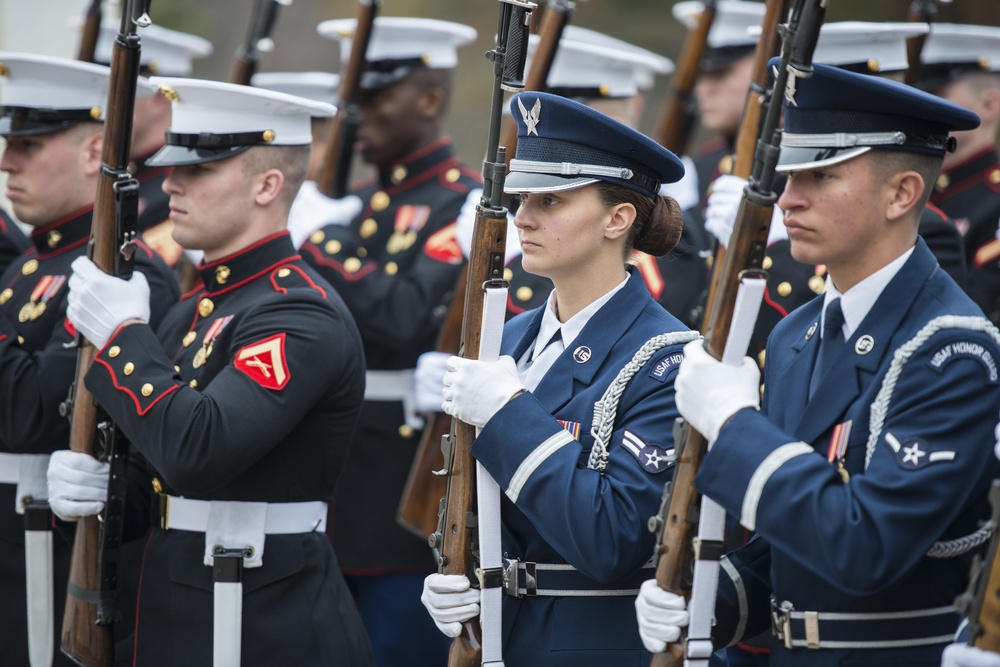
[672,0,764,72]
[91,18,213,76]
[773,59,980,172]
[317,17,476,90]
[504,91,684,198]
[919,23,1000,91]
[145,78,336,167]
[0,52,155,137]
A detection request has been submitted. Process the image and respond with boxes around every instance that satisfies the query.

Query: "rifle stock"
[429,3,534,664]
[903,0,949,86]
[62,3,148,665]
[317,0,381,199]
[230,0,289,85]
[649,1,826,664]
[76,0,103,63]
[956,480,1000,653]
[654,0,717,156]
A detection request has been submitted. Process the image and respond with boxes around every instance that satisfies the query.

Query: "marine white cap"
[146,77,336,167]
[919,23,1000,89]
[91,18,213,76]
[759,21,929,74]
[672,0,764,70]
[544,26,674,95]
[251,71,341,107]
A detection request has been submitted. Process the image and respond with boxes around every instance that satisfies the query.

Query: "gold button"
[503,268,513,281]
[762,256,773,270]
[16,336,24,345]
[360,218,378,239]
[278,268,291,278]
[357,247,368,258]
[141,383,154,397]
[385,262,398,275]
[123,362,135,376]
[718,154,734,176]
[325,240,342,254]
[262,129,276,142]
[990,169,1000,185]
[174,365,180,372]
[21,259,37,276]
[0,288,10,305]
[757,349,766,368]
[108,346,121,358]
[310,230,325,245]
[189,379,198,388]
[152,477,163,493]
[808,275,826,294]
[936,173,950,192]
[445,168,461,183]
[198,298,214,317]
[215,265,230,285]
[47,230,62,248]
[516,286,533,302]
[391,165,408,184]
[866,58,880,72]
[399,424,414,439]
[344,257,362,273]
[370,191,390,211]
[777,281,792,297]
[182,331,197,347]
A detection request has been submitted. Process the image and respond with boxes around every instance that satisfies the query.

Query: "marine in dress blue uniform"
[665,63,1000,667]
[0,53,179,667]
[0,211,28,275]
[50,78,373,666]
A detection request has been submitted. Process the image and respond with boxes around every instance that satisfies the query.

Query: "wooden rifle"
[903,0,951,86]
[647,1,826,665]
[654,0,718,156]
[316,0,381,199]
[76,0,104,63]
[427,2,534,664]
[60,3,150,665]
[230,0,291,86]
[396,0,572,540]
[955,479,1000,653]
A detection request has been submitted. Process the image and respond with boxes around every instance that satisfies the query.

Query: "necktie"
[808,298,845,399]
[523,330,562,392]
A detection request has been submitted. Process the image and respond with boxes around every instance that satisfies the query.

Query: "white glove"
[67,256,150,349]
[675,339,760,444]
[441,355,525,428]
[942,644,1000,667]
[287,181,363,249]
[414,351,451,413]
[704,174,787,249]
[635,579,690,654]
[47,450,110,521]
[420,573,481,638]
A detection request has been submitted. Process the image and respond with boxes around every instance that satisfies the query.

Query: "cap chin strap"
[509,158,660,194]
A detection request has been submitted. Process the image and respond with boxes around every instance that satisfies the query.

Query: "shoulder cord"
[864,315,1000,558]
[587,331,701,473]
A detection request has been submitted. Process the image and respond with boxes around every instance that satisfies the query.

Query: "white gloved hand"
[942,644,1000,667]
[658,155,700,212]
[675,339,760,444]
[441,355,525,428]
[47,450,110,521]
[67,256,150,349]
[414,351,451,413]
[420,573,481,638]
[993,415,1000,462]
[288,181,363,249]
[635,579,690,654]
[705,174,787,249]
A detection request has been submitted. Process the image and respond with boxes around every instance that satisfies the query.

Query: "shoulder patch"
[884,432,956,470]
[621,429,674,474]
[648,349,685,383]
[234,333,290,390]
[927,339,999,384]
[423,222,463,265]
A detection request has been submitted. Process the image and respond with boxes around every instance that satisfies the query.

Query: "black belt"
[501,558,653,598]
[770,597,959,650]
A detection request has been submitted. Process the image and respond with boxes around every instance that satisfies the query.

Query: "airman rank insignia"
[885,432,956,470]
[235,333,289,390]
[928,339,999,383]
[423,222,463,265]
[621,429,674,474]
[648,350,684,383]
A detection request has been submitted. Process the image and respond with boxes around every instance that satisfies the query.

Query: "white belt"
[160,495,327,534]
[0,451,25,484]
[0,453,50,513]
[364,369,423,430]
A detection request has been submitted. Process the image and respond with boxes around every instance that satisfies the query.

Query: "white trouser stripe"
[506,430,576,503]
[741,442,814,530]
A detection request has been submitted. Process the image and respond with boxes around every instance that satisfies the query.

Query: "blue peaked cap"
[503,91,684,199]
[770,58,980,171]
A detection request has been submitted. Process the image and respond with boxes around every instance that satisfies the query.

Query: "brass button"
[516,286,533,302]
[344,257,362,273]
[22,259,38,276]
[174,365,180,372]
[123,362,135,376]
[182,331,197,347]
[762,256,773,270]
[215,265,230,284]
[262,129,276,142]
[198,298,214,317]
[503,268,513,281]
[370,191,390,211]
[325,240,342,254]
[777,281,792,297]
[445,168,461,183]
[141,383,154,397]
[391,165,408,184]
[936,173,950,192]
[718,154,734,176]
[0,288,11,305]
[310,230,325,245]
[360,218,378,239]
[384,262,398,275]
[16,336,24,345]
[399,424,414,439]
[357,247,368,258]
[808,275,826,294]
[189,379,198,388]
[152,477,163,493]
[990,169,1000,185]
[866,58,880,72]
[277,268,291,278]
[47,230,61,248]
[108,346,121,358]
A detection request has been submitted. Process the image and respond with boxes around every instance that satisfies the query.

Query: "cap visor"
[0,117,81,137]
[145,144,252,167]
[503,172,598,194]
[775,146,871,172]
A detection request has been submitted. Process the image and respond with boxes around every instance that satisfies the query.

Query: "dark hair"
[593,181,684,257]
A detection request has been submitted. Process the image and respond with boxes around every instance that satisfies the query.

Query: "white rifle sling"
[213,550,244,667]
[24,501,53,667]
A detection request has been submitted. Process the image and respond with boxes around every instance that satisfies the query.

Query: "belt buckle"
[503,558,520,597]
[770,599,794,650]
[502,558,537,597]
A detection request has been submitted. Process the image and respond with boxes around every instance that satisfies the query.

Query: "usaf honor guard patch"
[621,430,674,474]
[648,350,684,383]
[885,432,956,470]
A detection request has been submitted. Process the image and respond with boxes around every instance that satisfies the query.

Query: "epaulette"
[268,263,327,299]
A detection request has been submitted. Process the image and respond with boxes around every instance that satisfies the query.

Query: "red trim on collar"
[30,206,93,237]
[203,255,303,298]
[200,231,291,269]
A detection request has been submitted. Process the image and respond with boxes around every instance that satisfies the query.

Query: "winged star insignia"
[518,97,542,136]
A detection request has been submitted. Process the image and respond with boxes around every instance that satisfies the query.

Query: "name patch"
[648,352,684,383]
[928,340,999,383]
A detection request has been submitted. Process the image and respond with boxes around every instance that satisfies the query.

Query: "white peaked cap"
[317,16,477,71]
[922,23,1000,72]
[251,71,342,107]
[556,26,674,92]
[90,17,213,76]
[672,0,764,48]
